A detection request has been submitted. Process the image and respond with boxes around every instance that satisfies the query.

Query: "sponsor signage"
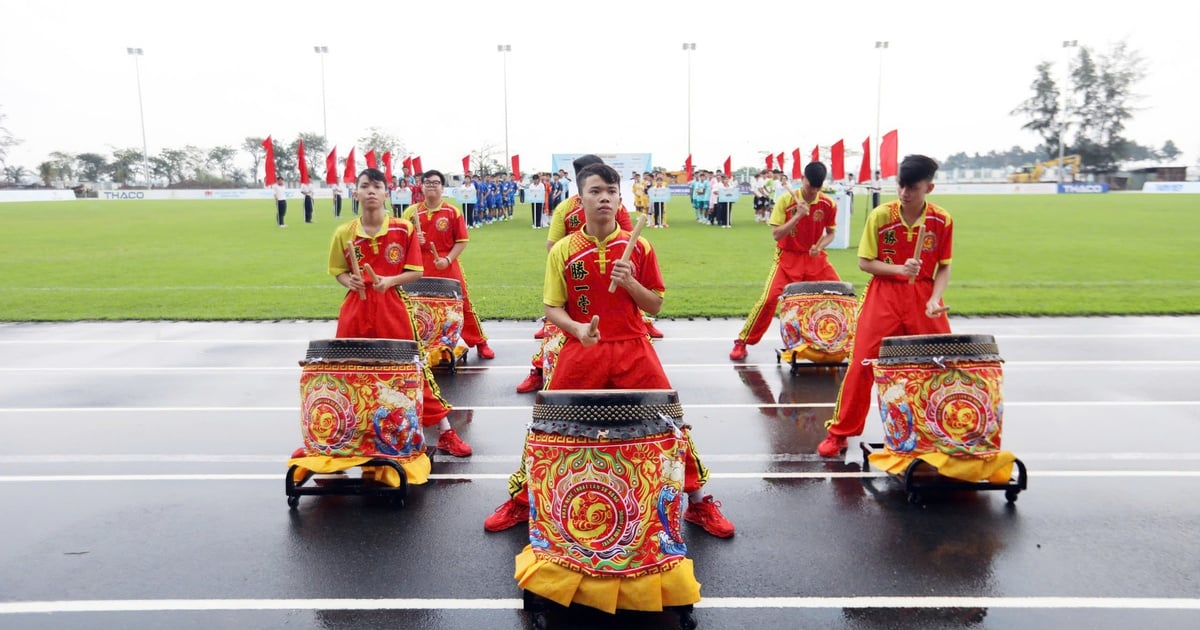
[1058,183,1109,194]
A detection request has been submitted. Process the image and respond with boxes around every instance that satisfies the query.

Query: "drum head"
[532,389,683,439]
[304,338,420,364]
[404,277,463,298]
[878,334,1001,364]
[782,281,856,297]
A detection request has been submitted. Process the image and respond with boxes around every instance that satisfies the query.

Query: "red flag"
[791,149,801,180]
[462,155,470,175]
[811,145,819,164]
[765,154,774,171]
[382,152,393,183]
[831,140,845,181]
[365,149,378,170]
[325,147,338,184]
[858,137,871,183]
[723,156,732,178]
[880,129,899,178]
[262,136,276,186]
[343,148,356,183]
[777,152,785,174]
[511,155,521,179]
[684,155,693,181]
[297,139,310,184]
[412,156,423,175]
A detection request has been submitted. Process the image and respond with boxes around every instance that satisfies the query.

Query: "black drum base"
[522,590,697,629]
[429,345,468,374]
[775,348,848,374]
[860,443,1027,505]
[285,458,412,508]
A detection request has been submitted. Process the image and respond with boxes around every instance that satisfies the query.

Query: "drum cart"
[774,348,847,374]
[859,442,1027,505]
[285,457,413,508]
[522,591,697,630]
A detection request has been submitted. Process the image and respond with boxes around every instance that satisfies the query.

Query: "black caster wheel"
[287,495,300,509]
[531,612,549,630]
[1005,488,1020,503]
[907,492,923,505]
[678,606,698,630]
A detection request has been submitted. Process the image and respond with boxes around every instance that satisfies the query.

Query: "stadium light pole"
[873,41,888,180]
[1058,39,1078,183]
[498,44,511,170]
[314,46,329,143]
[682,43,696,159]
[127,47,151,189]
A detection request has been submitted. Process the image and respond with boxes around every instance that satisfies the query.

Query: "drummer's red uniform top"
[328,217,424,339]
[547,195,635,243]
[544,226,664,342]
[401,200,489,346]
[769,191,837,253]
[859,200,953,281]
[826,200,953,440]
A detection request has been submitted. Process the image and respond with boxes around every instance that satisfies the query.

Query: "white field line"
[1,596,1198,614]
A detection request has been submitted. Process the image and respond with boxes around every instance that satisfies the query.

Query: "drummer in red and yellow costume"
[486,163,735,538]
[817,154,952,457]
[729,161,841,361]
[330,167,472,457]
[401,169,495,360]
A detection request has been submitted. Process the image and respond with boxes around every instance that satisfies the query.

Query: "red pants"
[507,336,709,497]
[738,250,840,345]
[827,278,950,437]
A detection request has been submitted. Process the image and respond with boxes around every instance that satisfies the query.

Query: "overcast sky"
[2,0,1197,178]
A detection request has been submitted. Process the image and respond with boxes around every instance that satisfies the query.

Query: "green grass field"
[2,193,1198,321]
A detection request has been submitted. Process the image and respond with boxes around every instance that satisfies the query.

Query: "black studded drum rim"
[781,281,856,297]
[877,334,1002,365]
[403,277,463,298]
[302,338,420,365]
[531,389,684,439]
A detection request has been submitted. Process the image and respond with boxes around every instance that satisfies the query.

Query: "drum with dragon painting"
[403,278,465,368]
[778,281,857,363]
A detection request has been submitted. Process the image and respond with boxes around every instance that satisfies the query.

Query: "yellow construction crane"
[1009,155,1081,183]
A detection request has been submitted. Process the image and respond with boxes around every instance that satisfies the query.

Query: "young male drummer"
[401,169,496,360]
[817,155,952,457]
[729,162,840,361]
[328,167,472,457]
[486,163,735,538]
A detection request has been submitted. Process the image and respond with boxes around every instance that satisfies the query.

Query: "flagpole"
[314,46,329,144]
[127,48,151,189]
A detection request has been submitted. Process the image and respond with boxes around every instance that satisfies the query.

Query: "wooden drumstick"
[909,224,927,285]
[929,305,950,315]
[780,179,809,217]
[608,211,649,293]
[346,240,366,300]
[411,204,438,258]
[586,315,599,338]
[362,262,378,286]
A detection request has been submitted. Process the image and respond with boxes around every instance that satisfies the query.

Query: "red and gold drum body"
[779,281,857,363]
[405,278,464,365]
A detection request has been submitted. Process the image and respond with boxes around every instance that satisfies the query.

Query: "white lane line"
[4,452,1200,465]
[1,360,1197,373]
[1,596,1197,614]
[1,400,1197,414]
[1,470,1198,483]
[2,333,1199,344]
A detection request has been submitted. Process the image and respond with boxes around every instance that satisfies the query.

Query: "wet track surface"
[1,317,1198,628]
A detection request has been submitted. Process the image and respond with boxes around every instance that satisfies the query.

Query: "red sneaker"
[484,495,530,532]
[729,340,748,361]
[645,321,665,338]
[817,433,848,458]
[684,495,735,538]
[533,322,547,339]
[516,368,544,393]
[437,429,473,457]
[476,342,495,360]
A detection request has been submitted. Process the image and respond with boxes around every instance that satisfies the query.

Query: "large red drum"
[290,339,430,485]
[870,334,1015,483]
[514,390,701,614]
[404,278,464,365]
[778,281,857,363]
